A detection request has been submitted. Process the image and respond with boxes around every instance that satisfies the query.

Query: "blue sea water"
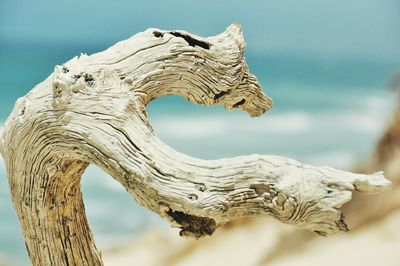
[0,40,397,265]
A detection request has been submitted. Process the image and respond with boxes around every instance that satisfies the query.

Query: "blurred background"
[0,0,399,265]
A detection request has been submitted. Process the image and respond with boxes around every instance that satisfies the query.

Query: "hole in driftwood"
[62,66,69,73]
[188,194,198,201]
[83,73,94,85]
[196,183,206,192]
[167,209,216,238]
[233,99,246,108]
[249,183,270,196]
[153,31,164,38]
[169,31,210,49]
[213,89,231,101]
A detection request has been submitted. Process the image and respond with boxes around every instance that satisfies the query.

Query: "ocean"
[0,40,397,265]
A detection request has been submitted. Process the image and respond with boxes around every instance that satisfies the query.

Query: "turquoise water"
[0,40,397,265]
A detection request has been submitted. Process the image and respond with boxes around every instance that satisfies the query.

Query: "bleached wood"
[0,24,390,265]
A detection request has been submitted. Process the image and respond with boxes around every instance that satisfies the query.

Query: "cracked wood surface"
[0,24,390,265]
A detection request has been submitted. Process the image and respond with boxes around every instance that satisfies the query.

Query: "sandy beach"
[103,209,400,266]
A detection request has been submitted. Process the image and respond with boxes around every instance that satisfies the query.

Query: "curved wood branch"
[1,24,390,265]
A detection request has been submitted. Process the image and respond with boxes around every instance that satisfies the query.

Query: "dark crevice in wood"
[233,99,246,108]
[249,183,270,197]
[153,31,164,38]
[213,89,231,101]
[167,209,216,238]
[62,66,69,73]
[169,32,210,49]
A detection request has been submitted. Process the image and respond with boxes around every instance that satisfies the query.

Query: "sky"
[1,0,399,62]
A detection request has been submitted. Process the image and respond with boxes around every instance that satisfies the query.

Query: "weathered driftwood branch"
[0,24,390,265]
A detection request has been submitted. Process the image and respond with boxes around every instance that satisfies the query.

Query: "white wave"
[309,94,393,137]
[152,112,314,139]
[154,117,226,139]
[362,93,395,113]
[0,123,4,159]
[307,111,387,137]
[0,123,4,170]
[250,112,313,134]
[304,150,357,169]
[341,113,387,134]
[151,106,388,141]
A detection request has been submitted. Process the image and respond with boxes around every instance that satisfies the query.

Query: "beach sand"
[103,209,400,266]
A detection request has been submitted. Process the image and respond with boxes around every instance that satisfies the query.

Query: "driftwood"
[0,25,390,265]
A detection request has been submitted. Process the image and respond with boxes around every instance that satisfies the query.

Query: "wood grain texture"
[0,24,390,265]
